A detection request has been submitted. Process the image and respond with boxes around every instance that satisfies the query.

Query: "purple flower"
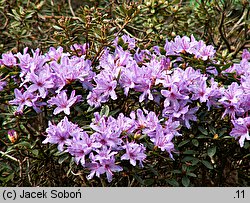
[150,124,175,159]
[98,156,123,182]
[206,78,222,110]
[43,116,80,151]
[144,111,160,133]
[219,83,244,119]
[113,35,136,50]
[164,118,181,137]
[66,131,101,166]
[45,46,64,61]
[116,113,136,133]
[230,117,250,147]
[86,153,123,182]
[134,49,151,63]
[162,101,189,119]
[242,49,250,60]
[87,90,102,108]
[182,106,199,129]
[90,115,123,149]
[70,43,88,55]
[9,89,37,112]
[0,52,17,67]
[121,35,136,49]
[132,109,148,129]
[94,72,118,100]
[93,147,118,162]
[161,84,189,109]
[196,45,216,60]
[121,141,146,166]
[190,79,208,103]
[85,160,104,180]
[26,68,54,98]
[0,79,6,91]
[48,90,81,115]
[119,68,135,96]
[164,35,216,60]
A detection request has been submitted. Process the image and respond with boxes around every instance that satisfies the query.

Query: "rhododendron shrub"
[0,34,249,185]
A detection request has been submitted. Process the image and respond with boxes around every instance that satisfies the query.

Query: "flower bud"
[134,131,141,139]
[8,130,18,143]
[213,134,219,140]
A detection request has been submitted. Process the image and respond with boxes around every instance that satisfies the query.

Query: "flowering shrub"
[0,32,249,185]
[0,0,249,187]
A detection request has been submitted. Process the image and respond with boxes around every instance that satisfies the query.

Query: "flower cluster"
[43,109,179,182]
[1,34,249,182]
[164,35,216,60]
[4,45,93,114]
[223,49,250,147]
[87,35,220,130]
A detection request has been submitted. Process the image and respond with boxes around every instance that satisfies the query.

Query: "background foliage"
[0,0,249,186]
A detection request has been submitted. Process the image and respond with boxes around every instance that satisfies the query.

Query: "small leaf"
[172,170,182,174]
[181,156,199,166]
[53,25,63,30]
[144,179,154,186]
[187,172,197,178]
[208,125,216,135]
[201,160,213,169]
[166,179,179,186]
[31,149,39,157]
[146,165,158,176]
[100,105,109,117]
[15,141,31,149]
[192,139,199,147]
[198,126,208,135]
[183,150,197,155]
[178,139,190,147]
[58,154,69,164]
[207,146,216,158]
[133,174,144,185]
[197,134,210,139]
[182,176,190,187]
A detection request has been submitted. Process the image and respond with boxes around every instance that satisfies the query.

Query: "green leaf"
[146,164,158,176]
[182,176,190,187]
[133,174,144,185]
[172,170,182,174]
[192,139,199,147]
[53,25,63,30]
[187,172,197,177]
[144,179,154,186]
[31,149,39,157]
[208,125,216,135]
[58,153,69,164]
[178,139,190,147]
[181,156,199,165]
[15,141,31,149]
[100,105,109,117]
[183,150,197,155]
[166,179,179,186]
[197,134,210,139]
[207,146,216,158]
[198,126,208,135]
[201,160,213,170]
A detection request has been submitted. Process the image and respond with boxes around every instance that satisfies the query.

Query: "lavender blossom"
[9,89,37,113]
[230,117,250,147]
[48,90,81,115]
[121,141,146,166]
[43,116,81,151]
[26,68,54,98]
[0,52,17,67]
